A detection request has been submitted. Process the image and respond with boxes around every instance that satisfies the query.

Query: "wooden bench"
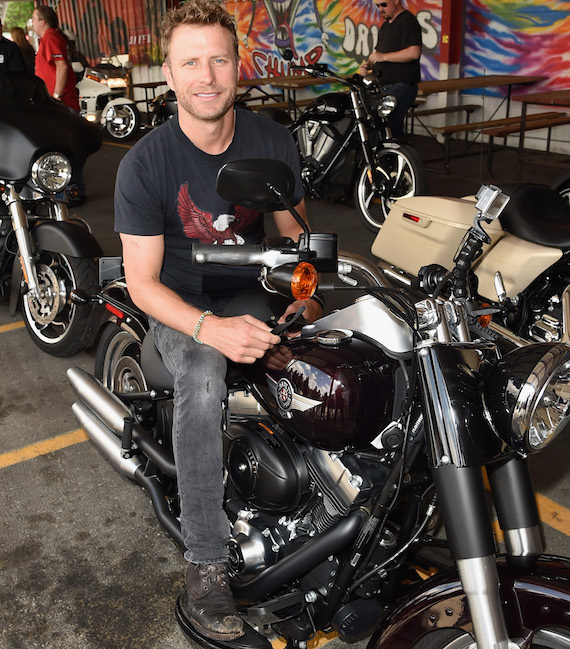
[409,103,480,136]
[432,111,563,170]
[246,97,314,116]
[482,112,570,172]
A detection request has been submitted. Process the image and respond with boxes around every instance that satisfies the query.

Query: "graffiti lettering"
[251,46,324,78]
[343,11,438,62]
[417,11,438,52]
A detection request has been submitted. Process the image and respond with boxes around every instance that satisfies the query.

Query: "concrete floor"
[0,130,569,649]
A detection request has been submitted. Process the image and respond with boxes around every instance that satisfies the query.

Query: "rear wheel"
[355,143,428,232]
[22,253,97,357]
[104,103,140,140]
[413,627,570,649]
[94,323,147,393]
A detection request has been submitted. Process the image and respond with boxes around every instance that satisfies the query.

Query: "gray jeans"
[149,316,230,565]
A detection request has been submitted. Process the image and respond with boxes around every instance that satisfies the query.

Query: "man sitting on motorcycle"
[114,0,321,641]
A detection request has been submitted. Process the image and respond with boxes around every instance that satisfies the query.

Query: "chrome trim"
[456,555,513,649]
[504,526,543,557]
[561,284,570,343]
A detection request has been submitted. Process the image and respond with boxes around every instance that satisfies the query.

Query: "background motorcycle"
[68,160,570,649]
[284,62,427,232]
[74,55,141,141]
[372,182,570,346]
[149,88,177,127]
[0,72,103,356]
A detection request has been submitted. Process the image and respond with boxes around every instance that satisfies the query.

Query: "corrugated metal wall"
[51,0,166,66]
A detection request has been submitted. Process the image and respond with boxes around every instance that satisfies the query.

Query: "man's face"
[162,23,240,124]
[377,0,399,21]
[31,10,45,37]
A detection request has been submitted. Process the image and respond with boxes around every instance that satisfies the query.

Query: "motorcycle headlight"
[107,77,127,89]
[377,95,397,117]
[483,343,570,454]
[31,152,72,193]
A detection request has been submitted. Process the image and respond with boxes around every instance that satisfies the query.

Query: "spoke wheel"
[105,103,140,140]
[22,253,97,356]
[355,143,427,232]
[95,324,147,394]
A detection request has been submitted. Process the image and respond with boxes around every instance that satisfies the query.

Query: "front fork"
[418,338,542,649]
[4,184,68,299]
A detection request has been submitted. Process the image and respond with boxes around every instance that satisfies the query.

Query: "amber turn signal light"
[291,262,318,301]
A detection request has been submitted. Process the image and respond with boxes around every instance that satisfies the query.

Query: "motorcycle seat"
[499,183,570,249]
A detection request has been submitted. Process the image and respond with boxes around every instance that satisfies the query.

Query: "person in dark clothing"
[0,19,26,73]
[10,26,36,75]
[360,0,422,138]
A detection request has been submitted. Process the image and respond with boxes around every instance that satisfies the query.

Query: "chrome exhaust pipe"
[67,367,176,478]
[72,401,143,479]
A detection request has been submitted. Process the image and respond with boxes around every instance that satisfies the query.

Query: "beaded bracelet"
[193,310,212,345]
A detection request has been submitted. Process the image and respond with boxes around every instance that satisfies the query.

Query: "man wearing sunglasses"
[359,0,422,138]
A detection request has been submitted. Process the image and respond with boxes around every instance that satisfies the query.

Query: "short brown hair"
[35,5,59,29]
[161,0,239,62]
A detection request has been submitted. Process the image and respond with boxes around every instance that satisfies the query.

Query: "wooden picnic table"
[512,89,570,176]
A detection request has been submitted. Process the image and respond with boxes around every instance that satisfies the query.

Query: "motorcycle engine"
[224,420,388,576]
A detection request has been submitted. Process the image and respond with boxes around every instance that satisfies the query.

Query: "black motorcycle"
[0,72,103,356]
[68,159,570,649]
[287,63,427,232]
[149,88,178,127]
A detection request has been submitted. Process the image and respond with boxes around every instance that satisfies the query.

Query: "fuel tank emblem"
[267,375,322,416]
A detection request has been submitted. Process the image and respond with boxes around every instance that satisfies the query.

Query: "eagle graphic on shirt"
[177,181,260,245]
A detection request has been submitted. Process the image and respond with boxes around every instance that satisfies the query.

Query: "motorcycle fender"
[81,288,148,348]
[366,555,570,649]
[33,221,104,258]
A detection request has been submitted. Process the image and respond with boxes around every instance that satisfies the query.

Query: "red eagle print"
[177,182,260,244]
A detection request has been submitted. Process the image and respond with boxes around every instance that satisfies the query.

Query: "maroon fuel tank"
[243,331,401,451]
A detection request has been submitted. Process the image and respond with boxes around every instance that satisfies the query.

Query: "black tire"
[553,172,570,207]
[104,103,140,141]
[412,627,570,649]
[94,323,147,394]
[22,253,97,357]
[355,143,428,232]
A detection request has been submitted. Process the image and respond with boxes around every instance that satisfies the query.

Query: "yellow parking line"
[536,492,570,538]
[0,429,88,469]
[0,321,25,333]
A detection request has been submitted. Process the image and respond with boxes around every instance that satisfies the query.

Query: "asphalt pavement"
[1,128,569,649]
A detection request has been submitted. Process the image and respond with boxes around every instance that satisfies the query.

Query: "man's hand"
[199,313,280,364]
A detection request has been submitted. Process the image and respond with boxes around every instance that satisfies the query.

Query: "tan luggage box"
[371,196,505,276]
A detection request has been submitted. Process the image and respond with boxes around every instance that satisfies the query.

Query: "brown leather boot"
[180,563,244,640]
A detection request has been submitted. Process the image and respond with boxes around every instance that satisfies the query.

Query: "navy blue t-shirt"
[114,106,304,311]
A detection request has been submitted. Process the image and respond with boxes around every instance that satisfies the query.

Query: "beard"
[177,86,237,123]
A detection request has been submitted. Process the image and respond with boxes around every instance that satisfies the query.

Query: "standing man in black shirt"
[360,0,422,138]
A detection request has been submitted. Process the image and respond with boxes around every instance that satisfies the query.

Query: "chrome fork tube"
[456,556,517,649]
[6,185,40,296]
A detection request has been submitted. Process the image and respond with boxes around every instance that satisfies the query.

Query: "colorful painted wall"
[226,0,442,82]
[463,0,570,92]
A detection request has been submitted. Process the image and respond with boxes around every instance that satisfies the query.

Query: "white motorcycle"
[74,56,141,141]
[372,182,570,345]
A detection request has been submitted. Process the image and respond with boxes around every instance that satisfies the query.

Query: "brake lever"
[270,306,307,336]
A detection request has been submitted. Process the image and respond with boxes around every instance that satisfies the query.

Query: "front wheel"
[104,103,141,140]
[22,253,98,357]
[412,627,570,649]
[355,143,428,232]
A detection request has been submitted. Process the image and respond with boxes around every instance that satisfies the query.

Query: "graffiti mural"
[463,0,570,93]
[226,0,441,82]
